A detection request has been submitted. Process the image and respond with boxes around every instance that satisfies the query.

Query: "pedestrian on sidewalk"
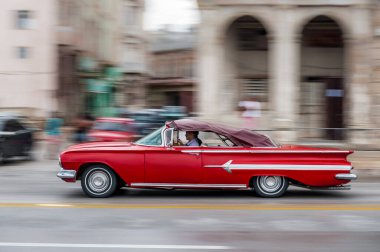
[72,113,94,143]
[238,95,261,129]
[44,111,64,159]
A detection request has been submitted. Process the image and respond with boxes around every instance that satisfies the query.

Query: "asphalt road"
[0,157,379,252]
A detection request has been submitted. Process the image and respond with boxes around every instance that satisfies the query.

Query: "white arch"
[217,11,275,41]
[213,11,273,124]
[294,10,352,40]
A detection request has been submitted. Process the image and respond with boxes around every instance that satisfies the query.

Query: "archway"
[224,16,269,127]
[300,15,345,140]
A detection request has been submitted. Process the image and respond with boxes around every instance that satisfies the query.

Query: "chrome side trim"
[130,183,247,189]
[228,164,352,171]
[182,150,248,153]
[248,150,351,154]
[57,168,77,179]
[335,173,358,180]
[204,161,352,171]
[182,150,351,154]
[293,184,352,190]
[204,160,233,173]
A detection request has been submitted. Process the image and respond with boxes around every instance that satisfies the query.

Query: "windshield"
[135,126,163,146]
[93,121,131,132]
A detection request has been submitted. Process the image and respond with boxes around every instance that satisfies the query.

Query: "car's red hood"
[88,130,133,140]
[66,141,134,151]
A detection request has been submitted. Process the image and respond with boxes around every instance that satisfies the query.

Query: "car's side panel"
[201,148,252,185]
[101,151,145,184]
[61,147,145,184]
[200,148,353,187]
[1,134,15,156]
[145,146,202,183]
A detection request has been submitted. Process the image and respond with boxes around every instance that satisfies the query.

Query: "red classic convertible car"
[57,119,357,198]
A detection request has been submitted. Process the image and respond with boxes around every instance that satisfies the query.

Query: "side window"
[199,132,234,147]
[4,120,15,132]
[13,120,24,131]
[4,121,11,132]
[174,131,230,147]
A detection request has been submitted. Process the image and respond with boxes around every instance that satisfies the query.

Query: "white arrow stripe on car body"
[204,161,352,171]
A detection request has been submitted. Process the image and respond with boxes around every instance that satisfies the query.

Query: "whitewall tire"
[81,165,118,198]
[253,176,289,198]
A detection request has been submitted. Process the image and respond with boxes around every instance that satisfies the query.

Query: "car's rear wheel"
[81,165,118,198]
[253,176,288,198]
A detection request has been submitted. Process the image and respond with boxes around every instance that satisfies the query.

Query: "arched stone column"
[293,6,372,144]
[197,8,224,120]
[344,6,372,144]
[197,5,276,123]
[270,7,301,142]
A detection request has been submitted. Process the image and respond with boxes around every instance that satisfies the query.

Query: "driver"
[178,131,202,146]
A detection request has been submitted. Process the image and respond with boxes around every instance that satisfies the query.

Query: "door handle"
[186,152,199,156]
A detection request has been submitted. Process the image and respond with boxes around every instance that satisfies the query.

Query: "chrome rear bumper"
[57,168,77,179]
[335,173,357,180]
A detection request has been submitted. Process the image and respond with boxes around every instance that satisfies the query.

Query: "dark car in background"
[0,115,34,163]
[118,106,188,139]
[129,109,166,139]
[161,106,187,121]
[88,117,135,142]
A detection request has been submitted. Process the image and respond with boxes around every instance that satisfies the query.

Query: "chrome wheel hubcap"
[88,171,110,193]
[259,176,283,193]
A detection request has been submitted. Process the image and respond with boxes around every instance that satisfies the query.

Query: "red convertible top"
[167,119,276,147]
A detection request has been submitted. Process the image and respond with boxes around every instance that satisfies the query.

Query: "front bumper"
[57,168,77,179]
[335,173,357,180]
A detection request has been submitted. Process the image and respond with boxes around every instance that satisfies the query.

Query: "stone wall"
[197,0,379,146]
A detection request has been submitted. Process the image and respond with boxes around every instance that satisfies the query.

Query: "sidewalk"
[348,151,380,181]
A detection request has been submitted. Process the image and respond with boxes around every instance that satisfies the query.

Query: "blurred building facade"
[120,0,147,111]
[0,0,57,118]
[197,0,380,144]
[57,0,146,120]
[0,0,146,121]
[146,29,196,113]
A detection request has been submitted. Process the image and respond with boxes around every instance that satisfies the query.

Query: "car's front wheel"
[81,165,118,198]
[253,176,289,198]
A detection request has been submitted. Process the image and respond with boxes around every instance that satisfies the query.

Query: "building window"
[240,78,268,102]
[16,47,30,59]
[124,5,137,27]
[16,10,34,29]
